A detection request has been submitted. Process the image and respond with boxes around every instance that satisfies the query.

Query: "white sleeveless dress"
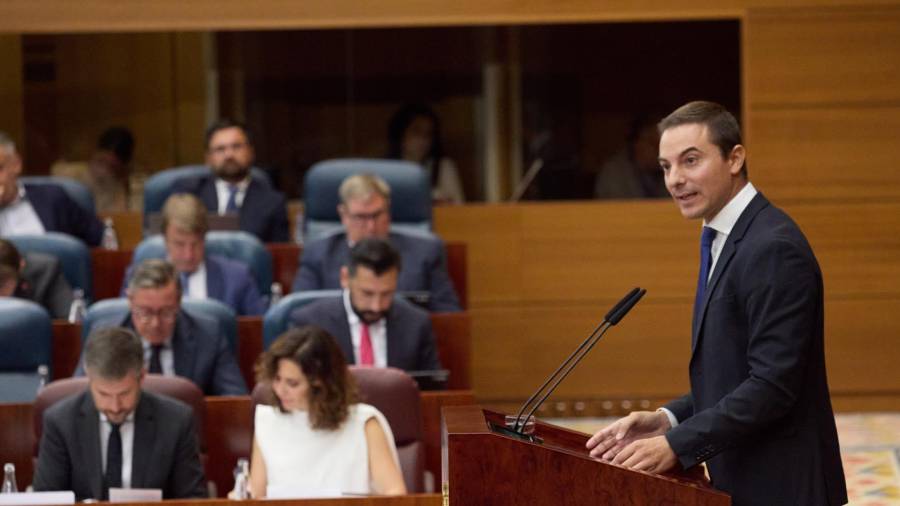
[254,403,399,498]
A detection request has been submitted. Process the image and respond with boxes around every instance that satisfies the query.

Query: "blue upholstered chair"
[6,233,94,301]
[302,159,432,243]
[0,299,53,402]
[143,164,272,217]
[132,231,272,296]
[20,176,96,215]
[262,290,342,348]
[82,297,238,355]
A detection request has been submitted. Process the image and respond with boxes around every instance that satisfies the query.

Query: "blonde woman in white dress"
[248,326,406,498]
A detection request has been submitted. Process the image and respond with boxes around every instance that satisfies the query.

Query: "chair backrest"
[143,165,272,216]
[262,290,342,348]
[132,231,272,295]
[303,159,432,243]
[20,176,96,215]
[0,299,52,402]
[33,375,207,456]
[82,298,238,355]
[250,366,424,492]
[6,233,93,301]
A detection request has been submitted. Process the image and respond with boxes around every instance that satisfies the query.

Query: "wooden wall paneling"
[429,312,472,389]
[745,6,900,107]
[237,316,264,389]
[51,322,82,379]
[91,248,134,301]
[0,403,34,490]
[748,107,900,201]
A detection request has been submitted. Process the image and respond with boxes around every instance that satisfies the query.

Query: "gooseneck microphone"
[511,287,647,434]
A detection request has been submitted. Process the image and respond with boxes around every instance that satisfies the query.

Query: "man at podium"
[586,101,847,506]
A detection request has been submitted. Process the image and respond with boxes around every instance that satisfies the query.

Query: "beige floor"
[548,413,900,506]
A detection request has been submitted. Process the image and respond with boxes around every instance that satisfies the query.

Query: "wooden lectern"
[441,406,730,505]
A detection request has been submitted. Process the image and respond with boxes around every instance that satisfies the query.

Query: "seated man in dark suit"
[0,131,103,246]
[33,326,206,500]
[80,259,247,395]
[292,173,461,312]
[120,194,265,316]
[290,238,441,372]
[0,238,74,318]
[170,120,289,243]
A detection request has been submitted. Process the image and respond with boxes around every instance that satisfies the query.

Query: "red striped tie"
[359,323,374,366]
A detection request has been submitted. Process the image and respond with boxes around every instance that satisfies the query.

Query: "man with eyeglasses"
[171,119,289,243]
[292,173,461,312]
[77,259,247,395]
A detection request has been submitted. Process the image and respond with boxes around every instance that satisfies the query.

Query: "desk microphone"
[511,287,647,434]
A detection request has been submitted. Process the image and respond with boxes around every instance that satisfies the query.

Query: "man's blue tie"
[693,226,718,324]
[225,184,239,213]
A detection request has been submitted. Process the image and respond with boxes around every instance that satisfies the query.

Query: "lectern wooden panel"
[442,406,729,505]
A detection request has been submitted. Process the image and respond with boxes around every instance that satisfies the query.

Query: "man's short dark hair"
[0,239,21,285]
[84,327,144,379]
[658,101,748,177]
[347,238,401,277]
[98,126,135,165]
[204,119,253,150]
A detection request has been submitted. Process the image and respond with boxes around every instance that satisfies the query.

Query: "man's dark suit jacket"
[120,255,266,316]
[289,294,442,372]
[77,311,247,395]
[15,252,73,319]
[32,389,206,500]
[24,183,104,247]
[171,174,289,243]
[292,231,461,312]
[663,193,847,506]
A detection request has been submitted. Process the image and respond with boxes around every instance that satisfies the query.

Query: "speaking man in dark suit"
[81,259,247,396]
[292,173,461,312]
[0,132,103,246]
[290,238,441,373]
[120,194,265,316]
[586,101,847,506]
[171,120,289,243]
[33,326,206,500]
[0,238,74,319]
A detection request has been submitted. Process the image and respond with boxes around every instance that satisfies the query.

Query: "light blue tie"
[226,184,240,213]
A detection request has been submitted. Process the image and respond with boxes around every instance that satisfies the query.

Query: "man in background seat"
[292,173,460,312]
[290,238,441,373]
[171,120,289,243]
[0,238,74,319]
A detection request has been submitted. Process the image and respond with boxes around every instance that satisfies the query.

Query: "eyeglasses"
[346,208,387,224]
[131,306,179,322]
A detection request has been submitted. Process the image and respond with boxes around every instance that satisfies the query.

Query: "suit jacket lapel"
[691,193,770,355]
[77,392,104,500]
[199,177,218,212]
[24,186,56,230]
[171,313,197,378]
[334,299,355,364]
[205,257,224,300]
[130,393,155,488]
[239,180,262,230]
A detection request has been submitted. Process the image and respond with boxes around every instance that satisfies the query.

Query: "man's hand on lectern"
[585,410,671,462]
[611,435,678,473]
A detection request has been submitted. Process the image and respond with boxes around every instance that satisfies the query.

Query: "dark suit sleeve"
[665,237,820,469]
[42,262,74,319]
[168,410,207,498]
[425,239,461,312]
[237,269,267,316]
[60,191,104,247]
[210,334,248,395]
[663,394,693,423]
[32,410,73,492]
[416,313,443,371]
[267,193,290,243]
[292,246,323,292]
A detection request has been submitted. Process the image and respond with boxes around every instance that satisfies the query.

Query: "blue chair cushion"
[262,290,342,348]
[6,233,93,301]
[0,298,52,372]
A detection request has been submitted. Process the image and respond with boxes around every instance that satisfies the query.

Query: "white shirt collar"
[99,410,136,425]
[704,182,758,236]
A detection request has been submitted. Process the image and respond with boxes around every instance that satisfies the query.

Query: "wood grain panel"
[745,6,900,107]
[0,36,23,145]
[748,107,900,201]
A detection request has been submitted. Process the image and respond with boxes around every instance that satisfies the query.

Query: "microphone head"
[608,288,646,325]
[604,287,640,322]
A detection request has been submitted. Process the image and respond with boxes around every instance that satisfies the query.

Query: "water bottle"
[37,364,49,391]
[232,458,250,499]
[68,289,87,323]
[269,282,283,308]
[294,208,305,246]
[2,463,17,493]
[101,217,119,250]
